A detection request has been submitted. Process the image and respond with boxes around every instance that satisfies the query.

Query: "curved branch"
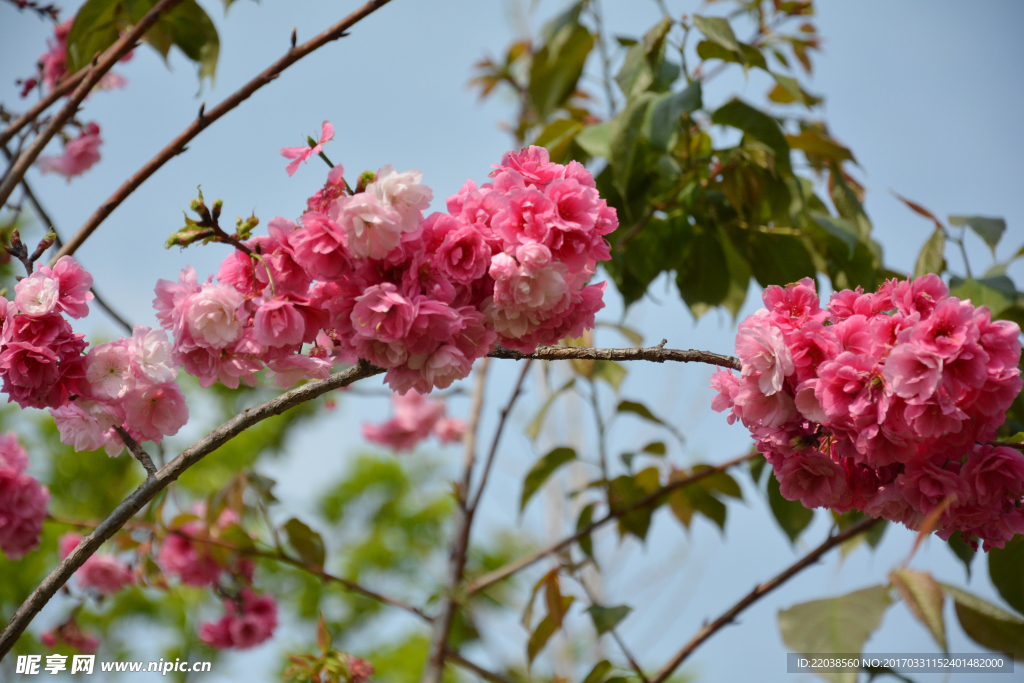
[0,360,383,659]
[465,452,758,596]
[0,0,185,209]
[649,516,883,683]
[50,0,394,265]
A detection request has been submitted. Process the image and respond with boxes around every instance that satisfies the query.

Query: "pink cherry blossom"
[280,120,333,177]
[123,382,189,443]
[368,164,433,231]
[37,123,103,180]
[59,533,133,595]
[0,433,28,471]
[185,283,246,349]
[329,192,405,259]
[199,590,278,650]
[776,450,851,509]
[14,271,59,316]
[0,459,49,560]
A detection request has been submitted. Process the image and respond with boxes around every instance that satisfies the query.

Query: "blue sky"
[1,1,1023,681]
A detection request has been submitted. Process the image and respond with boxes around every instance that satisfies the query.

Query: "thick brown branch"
[465,452,758,596]
[50,0,394,264]
[490,343,741,371]
[0,0,184,209]
[0,360,383,659]
[649,516,883,683]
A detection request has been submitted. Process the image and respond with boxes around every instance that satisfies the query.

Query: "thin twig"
[113,425,157,478]
[446,651,515,683]
[579,577,648,683]
[0,359,384,659]
[1,143,133,334]
[465,452,758,596]
[648,516,883,683]
[490,345,741,372]
[468,359,532,512]
[422,358,490,683]
[50,0,394,265]
[0,71,88,148]
[0,0,185,209]
[49,514,430,621]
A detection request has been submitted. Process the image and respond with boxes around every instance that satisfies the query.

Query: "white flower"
[367,163,433,230]
[14,272,59,316]
[86,341,133,399]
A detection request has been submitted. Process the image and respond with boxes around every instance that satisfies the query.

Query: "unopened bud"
[212,199,223,220]
[355,170,377,194]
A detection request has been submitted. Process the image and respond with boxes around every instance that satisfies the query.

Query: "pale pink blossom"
[37,123,103,180]
[434,417,465,443]
[14,271,59,316]
[329,192,404,259]
[59,533,133,595]
[185,283,246,349]
[128,326,176,384]
[368,164,433,230]
[265,354,331,388]
[0,433,28,471]
[123,382,188,443]
[50,400,122,453]
[85,340,132,399]
[252,299,305,348]
[280,120,333,177]
[735,313,794,396]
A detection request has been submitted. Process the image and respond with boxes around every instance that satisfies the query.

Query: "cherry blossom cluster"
[50,324,187,457]
[0,433,49,559]
[1,256,92,410]
[362,390,465,451]
[711,275,1024,549]
[158,506,277,650]
[59,533,134,595]
[199,588,278,650]
[155,136,616,396]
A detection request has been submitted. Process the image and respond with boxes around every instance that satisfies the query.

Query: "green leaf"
[770,73,822,109]
[949,215,1006,253]
[592,360,627,391]
[615,17,672,98]
[642,81,702,151]
[527,595,574,664]
[692,465,743,500]
[779,586,893,683]
[712,99,791,172]
[534,118,583,163]
[693,15,742,56]
[586,604,632,635]
[616,400,683,443]
[989,535,1024,616]
[675,227,730,313]
[942,584,1024,660]
[609,92,658,196]
[582,660,613,683]
[576,121,613,159]
[947,530,977,579]
[520,447,577,511]
[695,40,767,70]
[767,471,814,542]
[608,470,659,540]
[66,0,122,74]
[890,569,947,652]
[913,229,946,278]
[283,517,326,569]
[577,502,596,560]
[124,0,221,84]
[812,214,860,258]
[746,231,816,288]
[787,128,853,161]
[526,378,575,441]
[529,18,594,120]
[595,321,643,346]
[949,277,1015,317]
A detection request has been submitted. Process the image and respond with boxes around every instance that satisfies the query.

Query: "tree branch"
[49,0,394,265]
[490,344,740,371]
[649,516,883,683]
[0,0,185,209]
[0,359,383,659]
[112,425,156,478]
[468,359,532,512]
[0,71,88,148]
[447,651,515,683]
[464,452,758,596]
[422,358,490,683]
